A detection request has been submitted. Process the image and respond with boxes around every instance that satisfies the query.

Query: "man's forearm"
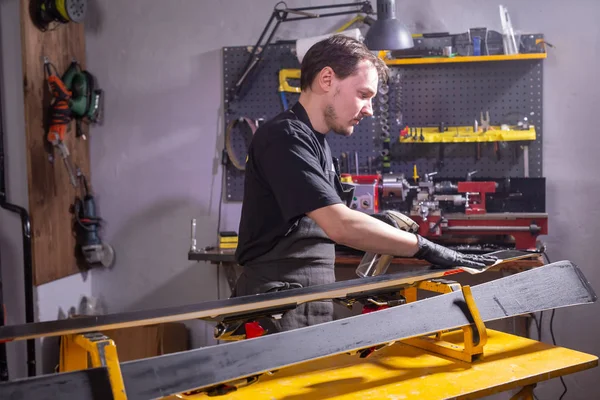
[337,209,419,256]
[309,204,419,257]
[308,203,497,269]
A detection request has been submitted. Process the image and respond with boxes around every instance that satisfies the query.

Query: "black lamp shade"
[364,0,414,50]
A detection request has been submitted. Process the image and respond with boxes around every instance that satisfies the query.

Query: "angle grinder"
[71,170,115,269]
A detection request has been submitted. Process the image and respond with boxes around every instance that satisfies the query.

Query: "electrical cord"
[541,251,569,400]
[528,312,541,341]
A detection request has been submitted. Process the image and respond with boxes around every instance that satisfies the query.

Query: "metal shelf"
[382,53,547,66]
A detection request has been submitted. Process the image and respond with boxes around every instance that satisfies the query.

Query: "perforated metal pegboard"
[223,44,378,201]
[382,59,543,179]
[222,44,543,201]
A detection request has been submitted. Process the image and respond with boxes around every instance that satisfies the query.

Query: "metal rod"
[279,9,318,18]
[0,78,35,377]
[446,225,538,232]
[233,12,278,96]
[290,2,371,12]
[523,145,529,177]
[285,10,369,22]
[190,219,197,252]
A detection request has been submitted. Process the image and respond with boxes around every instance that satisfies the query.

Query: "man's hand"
[413,235,498,270]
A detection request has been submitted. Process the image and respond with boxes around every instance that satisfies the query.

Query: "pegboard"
[222,43,543,201]
[383,59,543,179]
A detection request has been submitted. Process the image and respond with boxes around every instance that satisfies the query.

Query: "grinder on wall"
[70,169,115,270]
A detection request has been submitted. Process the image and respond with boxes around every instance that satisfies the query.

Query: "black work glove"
[413,235,498,270]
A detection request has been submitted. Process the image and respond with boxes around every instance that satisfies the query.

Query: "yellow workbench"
[179,329,597,400]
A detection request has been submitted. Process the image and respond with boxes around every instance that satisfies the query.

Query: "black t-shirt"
[235,102,343,266]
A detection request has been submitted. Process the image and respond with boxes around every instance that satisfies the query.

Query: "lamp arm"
[229,1,374,105]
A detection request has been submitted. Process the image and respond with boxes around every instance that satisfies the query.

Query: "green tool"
[62,60,103,139]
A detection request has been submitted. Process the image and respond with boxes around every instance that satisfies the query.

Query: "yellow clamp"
[60,332,127,399]
[402,282,488,363]
[278,69,301,93]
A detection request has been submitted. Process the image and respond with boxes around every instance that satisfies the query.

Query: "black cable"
[538,310,543,342]
[528,312,541,341]
[542,252,569,400]
[551,307,568,400]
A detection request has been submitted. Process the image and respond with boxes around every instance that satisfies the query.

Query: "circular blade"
[101,243,116,268]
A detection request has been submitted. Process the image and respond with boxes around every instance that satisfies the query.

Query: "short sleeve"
[255,129,342,222]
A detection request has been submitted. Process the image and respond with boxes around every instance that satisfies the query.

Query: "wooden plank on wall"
[19,1,90,285]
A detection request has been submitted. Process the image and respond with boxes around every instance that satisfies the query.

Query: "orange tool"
[44,58,78,187]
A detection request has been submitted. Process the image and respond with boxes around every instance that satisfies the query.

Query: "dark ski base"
[0,260,595,400]
[0,250,534,342]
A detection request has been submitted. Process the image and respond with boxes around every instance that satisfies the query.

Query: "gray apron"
[232,142,354,334]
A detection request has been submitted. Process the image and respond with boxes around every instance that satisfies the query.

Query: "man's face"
[324,60,378,136]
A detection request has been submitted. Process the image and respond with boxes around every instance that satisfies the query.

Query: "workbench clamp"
[402,280,489,363]
[59,332,128,399]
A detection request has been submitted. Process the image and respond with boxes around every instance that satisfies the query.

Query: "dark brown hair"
[300,34,389,91]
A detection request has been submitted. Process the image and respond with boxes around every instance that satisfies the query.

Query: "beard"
[324,103,354,136]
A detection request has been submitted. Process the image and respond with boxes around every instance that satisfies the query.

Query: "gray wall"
[84,1,600,398]
[0,0,29,378]
[0,0,597,397]
[84,0,355,348]
[0,0,95,378]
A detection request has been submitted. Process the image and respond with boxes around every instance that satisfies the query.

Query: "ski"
[0,250,533,342]
[0,260,595,400]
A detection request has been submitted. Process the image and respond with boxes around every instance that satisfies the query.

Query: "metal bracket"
[402,280,488,363]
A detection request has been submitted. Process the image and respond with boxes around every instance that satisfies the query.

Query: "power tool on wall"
[31,0,87,31]
[62,59,103,140]
[44,57,79,188]
[44,58,104,187]
[70,169,115,270]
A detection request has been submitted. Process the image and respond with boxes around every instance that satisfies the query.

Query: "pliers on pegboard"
[480,111,491,133]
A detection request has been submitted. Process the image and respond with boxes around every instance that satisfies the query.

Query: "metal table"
[172,329,596,400]
[188,247,545,292]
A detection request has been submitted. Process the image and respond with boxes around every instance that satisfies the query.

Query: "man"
[233,35,496,333]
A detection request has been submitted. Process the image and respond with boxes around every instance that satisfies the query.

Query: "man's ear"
[317,66,335,92]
